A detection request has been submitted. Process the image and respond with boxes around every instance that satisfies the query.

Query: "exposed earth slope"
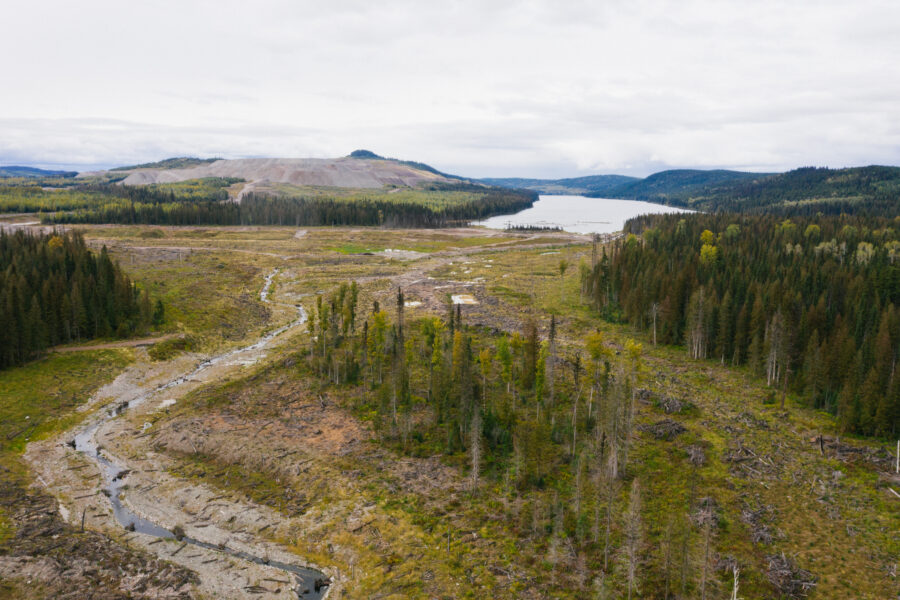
[113,157,456,189]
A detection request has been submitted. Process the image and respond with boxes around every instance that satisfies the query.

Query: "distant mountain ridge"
[483,169,767,198]
[0,165,77,178]
[597,169,772,202]
[481,174,637,195]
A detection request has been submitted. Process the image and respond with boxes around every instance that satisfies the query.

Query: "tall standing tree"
[623,478,643,600]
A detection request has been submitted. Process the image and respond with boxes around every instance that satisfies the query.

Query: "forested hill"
[588,165,900,215]
[590,169,771,205]
[0,230,159,368]
[481,174,638,195]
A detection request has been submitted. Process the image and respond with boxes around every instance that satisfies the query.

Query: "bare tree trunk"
[604,482,612,572]
[572,385,581,453]
[470,405,481,492]
[603,451,617,571]
[624,479,642,600]
[588,386,593,421]
[780,367,790,409]
[662,517,674,599]
[700,520,711,600]
[680,468,698,594]
[698,496,716,600]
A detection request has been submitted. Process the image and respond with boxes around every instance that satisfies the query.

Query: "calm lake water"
[474,195,692,234]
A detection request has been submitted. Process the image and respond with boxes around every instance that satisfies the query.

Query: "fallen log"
[171,542,188,556]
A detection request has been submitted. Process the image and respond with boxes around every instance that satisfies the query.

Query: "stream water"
[72,270,329,598]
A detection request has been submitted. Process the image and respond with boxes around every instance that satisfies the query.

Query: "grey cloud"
[2,0,899,178]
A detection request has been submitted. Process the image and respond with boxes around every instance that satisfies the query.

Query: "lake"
[474,195,692,234]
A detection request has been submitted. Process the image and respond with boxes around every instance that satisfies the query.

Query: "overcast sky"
[3,0,900,177]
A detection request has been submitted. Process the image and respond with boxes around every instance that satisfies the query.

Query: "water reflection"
[474,195,692,234]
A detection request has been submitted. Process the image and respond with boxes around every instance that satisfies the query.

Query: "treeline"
[694,166,900,215]
[77,177,238,203]
[0,185,105,213]
[0,230,161,368]
[582,213,900,436]
[42,186,536,228]
[0,177,237,213]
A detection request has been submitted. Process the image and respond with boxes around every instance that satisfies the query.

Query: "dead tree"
[469,404,482,492]
[623,478,643,600]
[649,302,660,346]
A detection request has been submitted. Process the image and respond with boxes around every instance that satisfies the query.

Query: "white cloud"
[2,0,900,176]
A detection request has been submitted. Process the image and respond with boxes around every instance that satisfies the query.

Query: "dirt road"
[52,334,179,353]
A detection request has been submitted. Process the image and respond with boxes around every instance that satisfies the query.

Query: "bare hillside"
[117,157,453,189]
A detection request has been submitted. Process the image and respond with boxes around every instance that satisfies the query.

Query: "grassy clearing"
[0,350,133,540]
[147,335,196,361]
[97,243,278,350]
[126,253,271,345]
[0,350,133,454]
[331,242,381,254]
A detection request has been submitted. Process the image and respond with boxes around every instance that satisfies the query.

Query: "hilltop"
[92,152,462,190]
[109,157,221,171]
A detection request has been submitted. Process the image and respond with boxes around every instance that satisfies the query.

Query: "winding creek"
[69,268,330,598]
